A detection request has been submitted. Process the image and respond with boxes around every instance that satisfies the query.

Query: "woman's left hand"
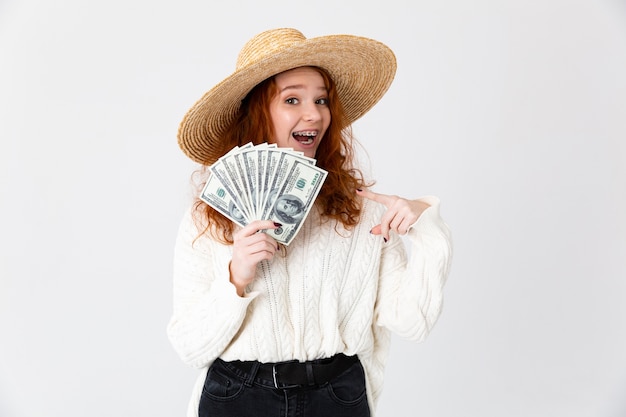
[357,189,431,241]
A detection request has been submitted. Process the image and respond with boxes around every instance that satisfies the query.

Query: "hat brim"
[178,34,397,164]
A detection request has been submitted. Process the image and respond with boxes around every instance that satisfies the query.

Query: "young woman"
[168,28,453,417]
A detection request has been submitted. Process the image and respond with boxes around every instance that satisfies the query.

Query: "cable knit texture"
[167,196,452,416]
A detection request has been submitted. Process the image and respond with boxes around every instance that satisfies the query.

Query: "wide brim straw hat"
[178,28,397,164]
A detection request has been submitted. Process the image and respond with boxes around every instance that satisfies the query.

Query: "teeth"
[292,131,316,145]
[293,131,316,137]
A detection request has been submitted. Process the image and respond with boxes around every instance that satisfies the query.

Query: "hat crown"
[236,28,306,70]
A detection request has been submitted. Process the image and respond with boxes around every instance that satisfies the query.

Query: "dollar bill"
[240,147,260,219]
[199,172,248,227]
[265,159,327,245]
[215,150,253,221]
[209,158,251,221]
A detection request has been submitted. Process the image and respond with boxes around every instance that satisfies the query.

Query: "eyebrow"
[279,84,327,93]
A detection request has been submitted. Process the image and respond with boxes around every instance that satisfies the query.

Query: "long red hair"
[191,66,370,244]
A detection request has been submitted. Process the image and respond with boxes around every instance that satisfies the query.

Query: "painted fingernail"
[383,237,388,243]
[356,188,363,192]
[273,222,282,227]
[369,229,373,234]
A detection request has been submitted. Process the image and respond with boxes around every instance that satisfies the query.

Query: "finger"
[378,209,399,241]
[387,213,406,235]
[373,214,410,238]
[232,237,278,273]
[370,224,390,243]
[396,209,419,234]
[237,220,282,238]
[398,218,413,235]
[370,223,389,242]
[356,189,397,208]
[386,207,416,236]
[247,239,279,258]
[235,230,279,251]
[390,218,412,236]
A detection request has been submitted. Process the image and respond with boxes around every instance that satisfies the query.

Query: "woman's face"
[268,67,331,158]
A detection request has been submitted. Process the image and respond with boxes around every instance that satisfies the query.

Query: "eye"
[285,97,299,104]
[316,98,329,105]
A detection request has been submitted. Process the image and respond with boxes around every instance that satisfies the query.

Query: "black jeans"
[199,356,371,417]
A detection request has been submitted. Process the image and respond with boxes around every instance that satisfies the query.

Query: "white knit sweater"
[167,196,452,416]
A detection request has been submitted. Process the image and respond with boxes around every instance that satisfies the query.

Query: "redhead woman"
[167,28,453,417]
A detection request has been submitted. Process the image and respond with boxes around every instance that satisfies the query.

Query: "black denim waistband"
[217,353,359,389]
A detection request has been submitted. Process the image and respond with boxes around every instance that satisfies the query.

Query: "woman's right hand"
[229,220,281,296]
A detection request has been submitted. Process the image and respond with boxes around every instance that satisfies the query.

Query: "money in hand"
[199,143,327,245]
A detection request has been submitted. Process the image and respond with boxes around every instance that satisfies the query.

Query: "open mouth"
[292,130,317,145]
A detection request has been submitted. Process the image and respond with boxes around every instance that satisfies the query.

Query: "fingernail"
[356,188,363,192]
[273,222,282,227]
[383,237,388,243]
[369,229,373,234]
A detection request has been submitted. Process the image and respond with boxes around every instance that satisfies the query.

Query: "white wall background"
[1,0,625,416]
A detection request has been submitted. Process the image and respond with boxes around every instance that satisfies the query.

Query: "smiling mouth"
[292,131,317,145]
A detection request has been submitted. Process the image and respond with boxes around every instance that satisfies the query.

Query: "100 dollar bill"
[265,159,327,245]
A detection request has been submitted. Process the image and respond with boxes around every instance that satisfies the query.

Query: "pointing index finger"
[356,188,395,207]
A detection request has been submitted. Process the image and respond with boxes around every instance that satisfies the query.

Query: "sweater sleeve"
[374,196,453,341]
[166,208,258,368]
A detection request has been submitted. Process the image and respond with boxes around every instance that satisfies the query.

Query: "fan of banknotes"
[199,142,328,245]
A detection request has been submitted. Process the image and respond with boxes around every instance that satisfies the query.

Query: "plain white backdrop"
[1,0,625,416]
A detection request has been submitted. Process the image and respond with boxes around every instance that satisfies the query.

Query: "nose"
[302,102,321,122]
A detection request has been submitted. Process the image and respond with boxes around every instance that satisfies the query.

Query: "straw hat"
[178,28,397,164]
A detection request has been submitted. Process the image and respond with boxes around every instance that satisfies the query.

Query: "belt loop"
[306,362,315,386]
[245,361,260,387]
